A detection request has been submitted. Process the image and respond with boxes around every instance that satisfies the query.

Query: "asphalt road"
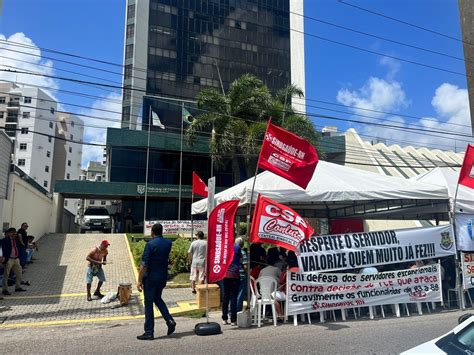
[0,310,468,354]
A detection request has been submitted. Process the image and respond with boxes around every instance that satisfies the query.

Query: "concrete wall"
[1,173,79,238]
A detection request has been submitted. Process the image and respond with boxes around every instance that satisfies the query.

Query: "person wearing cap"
[137,223,176,340]
[2,228,26,295]
[85,240,109,301]
[188,230,207,294]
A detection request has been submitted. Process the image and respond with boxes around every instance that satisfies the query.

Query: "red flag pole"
[244,117,272,311]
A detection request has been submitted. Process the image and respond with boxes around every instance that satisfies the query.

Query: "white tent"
[412,167,474,214]
[192,161,449,219]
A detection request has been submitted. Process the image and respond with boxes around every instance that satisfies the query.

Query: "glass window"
[71,134,74,140]
[19,143,27,150]
[0,112,4,119]
[20,127,28,134]
[125,44,134,59]
[0,97,5,104]
[47,151,51,158]
[67,173,70,179]
[43,180,48,188]
[49,122,54,129]
[22,112,30,119]
[127,24,135,38]
[127,4,135,19]
[48,137,52,143]
[90,200,95,205]
[67,160,71,166]
[71,121,75,127]
[45,166,49,173]
[101,201,107,206]
[24,97,32,104]
[69,147,72,153]
[18,159,25,166]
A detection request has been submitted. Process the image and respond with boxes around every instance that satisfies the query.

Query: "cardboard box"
[196,284,220,309]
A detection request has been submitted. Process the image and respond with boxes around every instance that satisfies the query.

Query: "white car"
[80,207,112,234]
[402,315,474,354]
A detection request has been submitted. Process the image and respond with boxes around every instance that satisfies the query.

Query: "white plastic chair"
[249,276,259,325]
[255,276,278,327]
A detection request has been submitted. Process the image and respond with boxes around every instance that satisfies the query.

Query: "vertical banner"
[258,119,319,189]
[462,252,474,290]
[456,214,474,251]
[287,265,442,316]
[206,199,240,283]
[250,194,314,251]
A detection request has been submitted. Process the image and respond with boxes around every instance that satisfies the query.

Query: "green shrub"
[129,237,191,275]
[170,238,191,274]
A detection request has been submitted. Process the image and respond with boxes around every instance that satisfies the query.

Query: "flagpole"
[178,102,184,222]
[190,192,194,240]
[143,108,152,235]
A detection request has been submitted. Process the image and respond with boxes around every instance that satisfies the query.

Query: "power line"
[290,10,468,63]
[337,0,473,47]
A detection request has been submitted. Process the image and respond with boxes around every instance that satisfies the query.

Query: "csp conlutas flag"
[250,194,314,252]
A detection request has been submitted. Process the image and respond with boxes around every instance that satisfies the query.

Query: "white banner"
[456,214,474,251]
[298,225,455,273]
[462,252,474,290]
[287,265,442,316]
[144,220,207,236]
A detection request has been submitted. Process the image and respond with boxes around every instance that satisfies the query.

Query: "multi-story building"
[0,82,57,191]
[458,0,474,135]
[122,0,305,129]
[107,0,305,221]
[51,112,84,215]
[77,161,110,217]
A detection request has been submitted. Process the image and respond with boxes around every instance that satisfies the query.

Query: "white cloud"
[354,83,472,151]
[0,32,59,96]
[337,77,408,119]
[379,56,401,81]
[80,92,122,167]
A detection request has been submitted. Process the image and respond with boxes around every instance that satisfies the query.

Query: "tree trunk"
[232,156,241,185]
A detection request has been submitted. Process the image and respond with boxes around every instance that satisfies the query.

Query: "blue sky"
[0,0,471,165]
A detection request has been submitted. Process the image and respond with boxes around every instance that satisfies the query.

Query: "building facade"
[51,113,84,215]
[0,82,57,192]
[110,0,305,221]
[77,161,111,217]
[458,0,474,135]
[122,0,305,129]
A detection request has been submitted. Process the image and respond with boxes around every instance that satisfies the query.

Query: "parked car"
[402,314,474,354]
[80,207,112,234]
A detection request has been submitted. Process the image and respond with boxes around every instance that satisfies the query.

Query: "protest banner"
[298,225,455,273]
[287,264,442,315]
[462,252,474,290]
[206,200,240,283]
[144,220,208,236]
[250,194,314,251]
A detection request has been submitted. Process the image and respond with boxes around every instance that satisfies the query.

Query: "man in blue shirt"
[137,223,176,340]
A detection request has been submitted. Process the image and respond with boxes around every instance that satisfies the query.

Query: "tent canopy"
[192,161,450,220]
[412,167,474,214]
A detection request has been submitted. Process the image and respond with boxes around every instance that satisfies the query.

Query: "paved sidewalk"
[0,233,197,328]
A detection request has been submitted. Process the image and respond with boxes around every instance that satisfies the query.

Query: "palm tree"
[187,74,322,183]
[186,74,272,184]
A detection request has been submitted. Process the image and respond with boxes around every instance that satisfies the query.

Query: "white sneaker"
[222,320,229,325]
[231,322,237,326]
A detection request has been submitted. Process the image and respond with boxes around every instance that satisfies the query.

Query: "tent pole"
[451,186,464,311]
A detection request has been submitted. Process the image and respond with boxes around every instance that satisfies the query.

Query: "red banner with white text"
[258,119,319,189]
[250,194,314,251]
[458,144,474,189]
[206,200,240,283]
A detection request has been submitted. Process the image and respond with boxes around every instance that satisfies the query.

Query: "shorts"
[190,265,205,282]
[85,266,106,284]
[273,291,286,301]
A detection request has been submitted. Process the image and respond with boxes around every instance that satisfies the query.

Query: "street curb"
[166,283,190,289]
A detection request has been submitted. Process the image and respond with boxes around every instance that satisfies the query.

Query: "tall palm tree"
[187,75,322,183]
[186,74,272,184]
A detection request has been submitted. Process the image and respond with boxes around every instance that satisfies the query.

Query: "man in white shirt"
[258,254,281,282]
[188,231,207,294]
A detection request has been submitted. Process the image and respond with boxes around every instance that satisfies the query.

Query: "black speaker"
[194,322,222,336]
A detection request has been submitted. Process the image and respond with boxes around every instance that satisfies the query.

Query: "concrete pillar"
[50,193,64,233]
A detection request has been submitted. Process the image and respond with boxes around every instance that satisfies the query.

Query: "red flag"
[258,119,319,189]
[192,171,208,197]
[459,145,474,189]
[207,200,240,283]
[250,194,314,252]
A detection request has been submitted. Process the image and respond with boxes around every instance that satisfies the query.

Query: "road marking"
[6,292,140,300]
[0,305,198,329]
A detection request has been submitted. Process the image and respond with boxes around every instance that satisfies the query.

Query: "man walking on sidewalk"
[2,228,26,295]
[137,223,176,340]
